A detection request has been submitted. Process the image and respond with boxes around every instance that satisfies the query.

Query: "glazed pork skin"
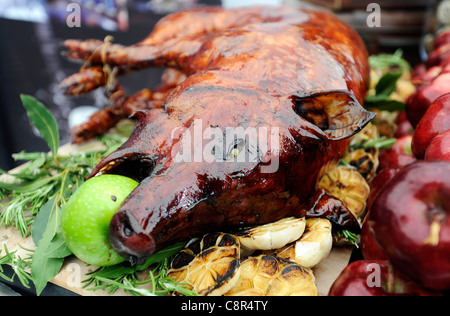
[62,6,373,264]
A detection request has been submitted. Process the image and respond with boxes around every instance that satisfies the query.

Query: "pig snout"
[109,209,155,265]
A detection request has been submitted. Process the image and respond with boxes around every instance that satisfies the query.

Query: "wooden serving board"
[0,141,353,296]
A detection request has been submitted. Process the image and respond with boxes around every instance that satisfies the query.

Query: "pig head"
[90,85,374,264]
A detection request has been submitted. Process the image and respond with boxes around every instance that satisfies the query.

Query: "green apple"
[61,174,138,266]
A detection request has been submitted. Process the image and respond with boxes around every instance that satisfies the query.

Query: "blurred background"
[0,0,438,171]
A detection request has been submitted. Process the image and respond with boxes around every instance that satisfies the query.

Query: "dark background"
[0,0,224,171]
[0,0,432,171]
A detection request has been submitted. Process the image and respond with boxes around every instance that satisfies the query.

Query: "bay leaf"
[30,199,71,295]
[20,94,60,158]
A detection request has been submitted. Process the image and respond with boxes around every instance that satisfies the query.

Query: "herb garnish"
[0,244,33,288]
[365,50,411,112]
[0,95,192,296]
[83,242,197,296]
[334,229,360,247]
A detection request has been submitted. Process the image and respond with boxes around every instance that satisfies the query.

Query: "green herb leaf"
[83,242,192,296]
[31,196,57,245]
[365,50,411,112]
[375,70,403,98]
[351,135,397,150]
[335,229,359,246]
[368,49,411,72]
[136,241,186,271]
[20,94,60,158]
[30,198,71,295]
[365,99,405,112]
[364,69,405,112]
[45,232,72,259]
[32,257,65,295]
[0,174,60,194]
[0,244,33,288]
[362,136,397,150]
[88,264,136,280]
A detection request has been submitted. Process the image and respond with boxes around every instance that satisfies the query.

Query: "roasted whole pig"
[61,6,375,264]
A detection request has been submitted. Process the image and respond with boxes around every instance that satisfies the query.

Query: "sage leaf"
[20,94,60,157]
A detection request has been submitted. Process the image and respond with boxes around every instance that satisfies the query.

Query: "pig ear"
[292,90,377,140]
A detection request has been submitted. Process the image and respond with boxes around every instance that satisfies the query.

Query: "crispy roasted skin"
[61,6,374,264]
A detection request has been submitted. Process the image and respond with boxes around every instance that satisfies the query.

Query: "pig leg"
[61,35,211,75]
[69,86,156,143]
[67,69,186,143]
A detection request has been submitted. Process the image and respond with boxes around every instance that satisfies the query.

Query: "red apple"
[378,135,416,170]
[406,73,450,128]
[366,168,400,213]
[412,93,450,159]
[361,169,399,261]
[426,43,450,68]
[411,65,442,89]
[425,130,450,162]
[361,220,387,261]
[361,168,400,261]
[328,260,441,296]
[443,57,450,73]
[368,161,450,291]
[411,63,426,80]
[394,111,414,138]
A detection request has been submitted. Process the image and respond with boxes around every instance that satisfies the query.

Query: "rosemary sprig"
[1,151,100,237]
[0,127,128,238]
[0,181,55,237]
[0,95,130,294]
[350,135,397,151]
[82,242,196,296]
[0,244,34,288]
[335,229,360,247]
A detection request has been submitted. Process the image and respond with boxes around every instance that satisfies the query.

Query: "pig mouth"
[92,154,158,183]
[91,155,158,264]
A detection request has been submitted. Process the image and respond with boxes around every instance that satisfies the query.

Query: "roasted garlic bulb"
[344,148,379,182]
[319,166,370,224]
[167,232,240,296]
[349,122,380,148]
[225,254,318,296]
[345,123,380,182]
[234,217,306,252]
[275,218,333,268]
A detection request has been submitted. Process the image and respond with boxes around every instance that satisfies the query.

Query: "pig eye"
[225,138,245,160]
